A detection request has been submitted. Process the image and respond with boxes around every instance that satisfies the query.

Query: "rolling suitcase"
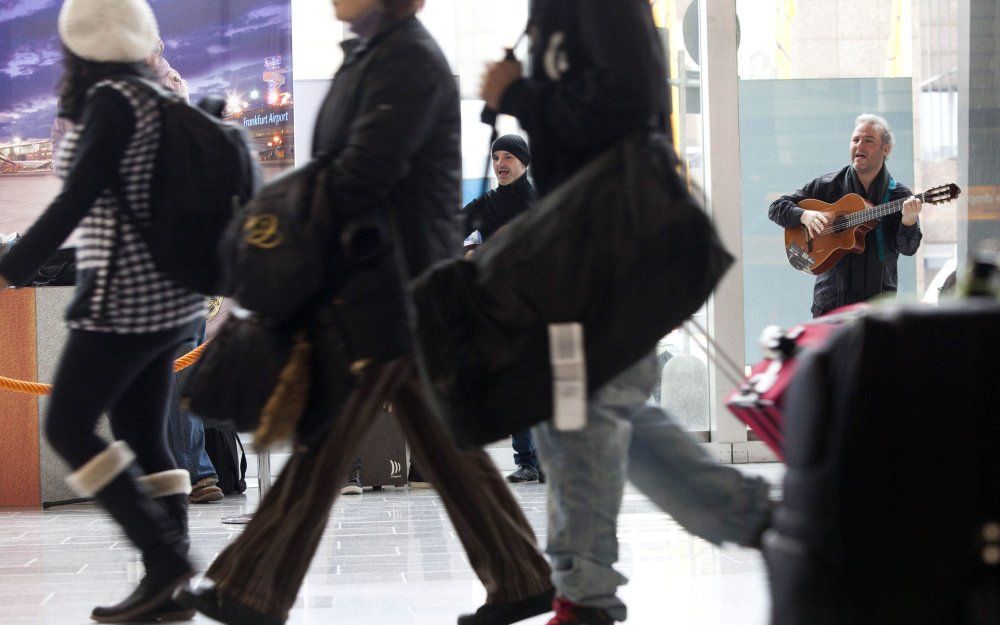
[765,300,1000,625]
[357,404,408,488]
[725,304,868,459]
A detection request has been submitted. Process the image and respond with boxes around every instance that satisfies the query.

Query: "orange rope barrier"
[173,341,209,373]
[0,340,210,397]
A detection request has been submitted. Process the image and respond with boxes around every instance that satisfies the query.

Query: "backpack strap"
[233,433,248,485]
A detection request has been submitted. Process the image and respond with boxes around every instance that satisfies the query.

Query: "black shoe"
[457,588,555,625]
[176,584,284,625]
[538,469,546,484]
[125,598,197,622]
[90,560,194,623]
[506,465,541,483]
[340,468,363,495]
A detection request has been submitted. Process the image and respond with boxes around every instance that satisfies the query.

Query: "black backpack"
[203,426,247,495]
[111,77,260,296]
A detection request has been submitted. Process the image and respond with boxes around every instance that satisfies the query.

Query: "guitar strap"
[875,177,896,262]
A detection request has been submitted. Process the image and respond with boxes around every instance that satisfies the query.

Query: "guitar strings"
[808,193,930,238]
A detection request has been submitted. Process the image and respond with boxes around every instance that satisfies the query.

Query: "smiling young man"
[462,134,534,242]
[768,113,924,316]
[460,134,544,485]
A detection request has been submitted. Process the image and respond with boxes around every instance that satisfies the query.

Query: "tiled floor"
[0,464,783,625]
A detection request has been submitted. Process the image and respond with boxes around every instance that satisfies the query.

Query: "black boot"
[140,470,192,556]
[128,472,197,622]
[65,443,194,623]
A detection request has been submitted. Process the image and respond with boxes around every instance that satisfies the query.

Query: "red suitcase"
[725,304,869,460]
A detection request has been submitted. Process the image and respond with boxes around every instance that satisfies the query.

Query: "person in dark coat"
[177,3,554,625]
[768,113,923,317]
[461,134,543,483]
[462,134,534,243]
[481,2,773,623]
[0,0,199,622]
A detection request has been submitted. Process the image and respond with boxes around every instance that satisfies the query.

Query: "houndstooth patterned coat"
[57,78,205,333]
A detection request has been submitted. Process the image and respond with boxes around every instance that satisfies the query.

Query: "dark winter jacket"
[498,0,670,197]
[768,165,922,316]
[312,15,461,283]
[307,14,461,365]
[460,173,534,240]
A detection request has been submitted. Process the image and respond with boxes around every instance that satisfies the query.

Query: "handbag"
[218,157,336,322]
[412,131,733,447]
[180,309,296,433]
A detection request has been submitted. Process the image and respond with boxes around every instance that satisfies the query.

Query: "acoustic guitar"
[784,183,961,275]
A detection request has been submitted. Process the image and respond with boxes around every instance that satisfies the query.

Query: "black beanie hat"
[491,134,531,167]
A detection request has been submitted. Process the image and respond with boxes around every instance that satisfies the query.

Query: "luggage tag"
[549,323,587,431]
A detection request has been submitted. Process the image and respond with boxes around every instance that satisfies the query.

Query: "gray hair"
[855,113,894,150]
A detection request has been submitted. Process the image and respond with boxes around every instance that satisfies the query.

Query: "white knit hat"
[58,0,160,63]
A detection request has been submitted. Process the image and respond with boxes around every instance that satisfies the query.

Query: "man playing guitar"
[768,113,924,317]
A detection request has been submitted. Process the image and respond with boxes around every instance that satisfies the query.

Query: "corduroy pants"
[205,355,552,621]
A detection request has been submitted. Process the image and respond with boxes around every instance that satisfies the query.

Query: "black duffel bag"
[219,156,335,321]
[180,310,295,433]
[412,131,733,447]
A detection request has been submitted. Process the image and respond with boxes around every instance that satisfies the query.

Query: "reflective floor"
[0,464,783,625]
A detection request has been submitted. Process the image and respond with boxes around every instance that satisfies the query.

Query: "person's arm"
[0,90,134,286]
[768,177,827,231]
[496,1,664,150]
[888,185,922,256]
[322,42,452,226]
[460,196,484,237]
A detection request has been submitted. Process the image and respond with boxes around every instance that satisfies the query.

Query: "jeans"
[511,429,538,469]
[166,375,217,483]
[166,320,217,484]
[532,354,771,621]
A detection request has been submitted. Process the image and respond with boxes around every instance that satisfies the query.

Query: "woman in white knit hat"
[0,0,202,622]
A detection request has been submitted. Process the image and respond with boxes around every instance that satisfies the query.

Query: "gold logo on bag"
[244,215,283,249]
[206,296,224,320]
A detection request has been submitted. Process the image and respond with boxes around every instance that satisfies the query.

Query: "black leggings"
[45,322,198,474]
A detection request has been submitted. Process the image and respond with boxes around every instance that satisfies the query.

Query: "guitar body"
[784,193,876,275]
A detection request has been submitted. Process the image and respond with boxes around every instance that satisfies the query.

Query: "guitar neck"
[851,192,922,225]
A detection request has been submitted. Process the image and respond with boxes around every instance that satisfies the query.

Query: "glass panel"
[737,0,960,365]
[653,0,711,433]
[739,77,915,361]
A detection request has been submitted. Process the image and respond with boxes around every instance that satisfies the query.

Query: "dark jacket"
[768,165,922,316]
[460,173,534,240]
[312,15,461,282]
[308,15,461,361]
[498,0,670,197]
